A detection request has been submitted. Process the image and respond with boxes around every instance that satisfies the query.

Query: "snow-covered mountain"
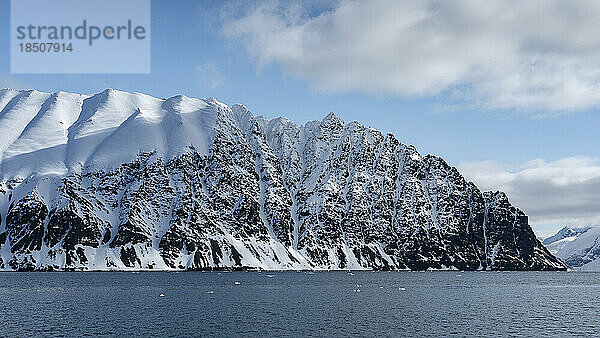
[548,226,600,270]
[0,89,566,271]
[542,226,591,255]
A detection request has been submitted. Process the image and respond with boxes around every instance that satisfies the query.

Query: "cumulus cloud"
[459,157,600,233]
[222,0,600,111]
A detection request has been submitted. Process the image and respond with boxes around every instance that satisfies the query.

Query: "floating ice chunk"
[207,291,214,294]
[159,293,165,297]
[398,287,406,291]
[234,281,241,285]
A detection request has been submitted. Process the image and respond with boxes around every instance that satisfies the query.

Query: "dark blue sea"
[0,271,598,337]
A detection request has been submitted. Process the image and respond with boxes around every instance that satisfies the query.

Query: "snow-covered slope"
[0,89,566,271]
[542,226,591,255]
[0,89,217,180]
[551,226,600,270]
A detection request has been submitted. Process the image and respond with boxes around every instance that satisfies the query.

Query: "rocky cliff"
[0,89,566,271]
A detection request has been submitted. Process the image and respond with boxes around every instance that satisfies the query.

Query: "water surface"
[0,271,597,336]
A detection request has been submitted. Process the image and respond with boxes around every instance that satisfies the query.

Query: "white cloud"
[459,157,600,235]
[195,62,225,89]
[223,0,600,112]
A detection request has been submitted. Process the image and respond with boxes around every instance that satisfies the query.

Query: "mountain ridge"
[543,226,591,254]
[545,226,600,270]
[0,89,566,271]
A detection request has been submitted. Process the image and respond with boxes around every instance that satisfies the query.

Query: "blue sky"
[1,0,600,235]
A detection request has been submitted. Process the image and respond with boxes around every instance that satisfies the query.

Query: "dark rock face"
[6,193,47,253]
[0,98,566,271]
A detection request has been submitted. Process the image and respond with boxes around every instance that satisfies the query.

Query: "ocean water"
[0,271,598,337]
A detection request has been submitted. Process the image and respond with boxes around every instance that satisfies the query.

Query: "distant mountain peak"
[543,226,591,246]
[546,226,600,270]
